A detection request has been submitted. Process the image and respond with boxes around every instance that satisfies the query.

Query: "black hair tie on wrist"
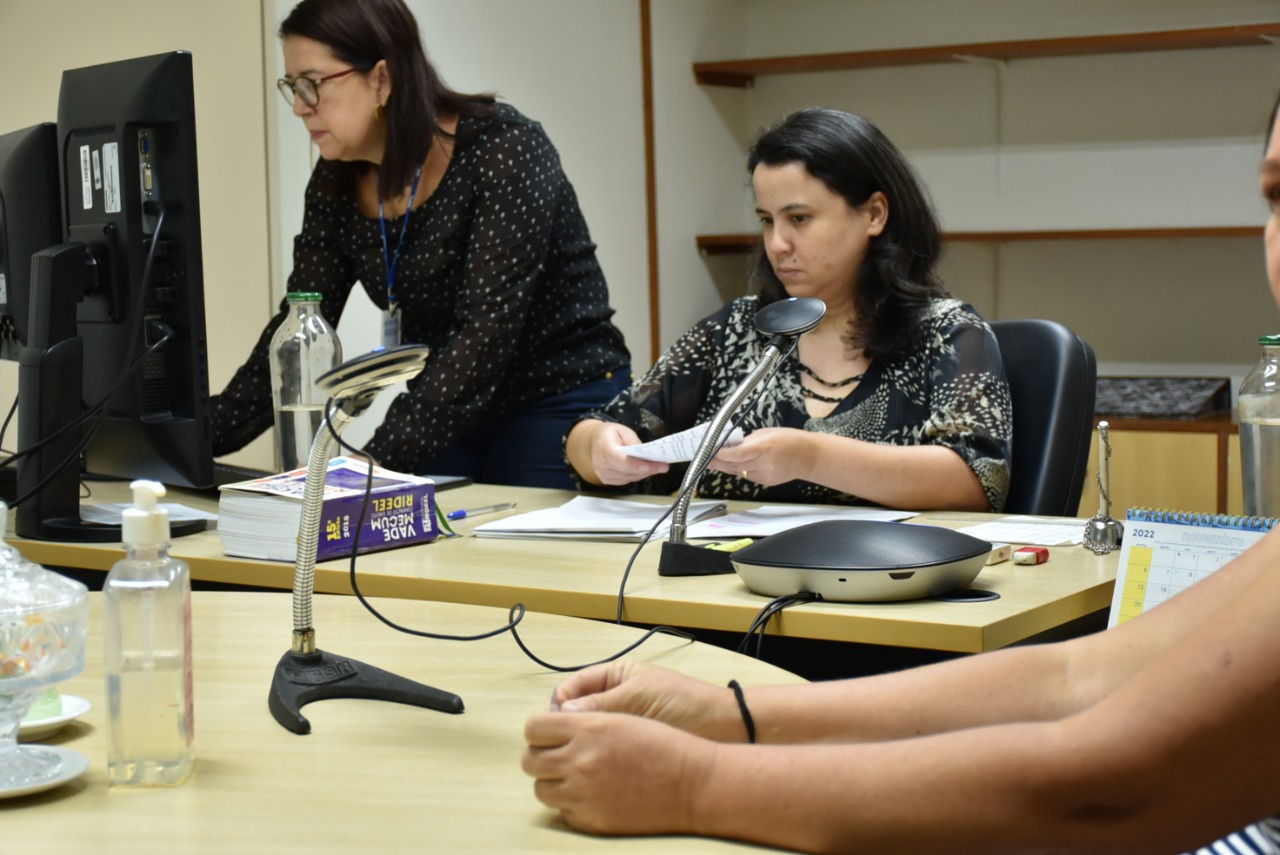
[727,679,756,744]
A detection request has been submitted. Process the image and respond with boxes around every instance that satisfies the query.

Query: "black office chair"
[989,319,1097,517]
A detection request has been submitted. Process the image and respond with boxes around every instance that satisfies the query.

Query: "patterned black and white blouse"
[577,296,1013,511]
[211,102,630,474]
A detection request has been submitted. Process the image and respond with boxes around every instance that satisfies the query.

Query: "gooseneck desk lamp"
[657,297,826,578]
[268,345,464,734]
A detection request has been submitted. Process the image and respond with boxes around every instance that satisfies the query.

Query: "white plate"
[0,746,90,799]
[18,695,91,742]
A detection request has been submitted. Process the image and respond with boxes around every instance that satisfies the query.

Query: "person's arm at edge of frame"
[533,531,1280,851]
[686,530,1280,853]
[551,524,1270,747]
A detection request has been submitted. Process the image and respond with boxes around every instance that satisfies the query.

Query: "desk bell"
[1083,420,1124,554]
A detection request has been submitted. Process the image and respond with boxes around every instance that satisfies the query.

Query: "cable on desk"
[326,410,695,671]
[323,339,801,672]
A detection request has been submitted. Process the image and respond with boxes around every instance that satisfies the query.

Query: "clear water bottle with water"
[1238,334,1280,517]
[269,292,342,472]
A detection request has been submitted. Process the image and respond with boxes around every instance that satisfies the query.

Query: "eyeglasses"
[277,67,359,108]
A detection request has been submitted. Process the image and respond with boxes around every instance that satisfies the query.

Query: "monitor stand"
[14,243,204,542]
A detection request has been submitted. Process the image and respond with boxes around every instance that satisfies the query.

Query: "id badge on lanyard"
[382,304,402,348]
[378,162,424,352]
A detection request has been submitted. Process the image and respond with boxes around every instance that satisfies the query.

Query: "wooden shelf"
[697,226,1263,255]
[693,23,1280,87]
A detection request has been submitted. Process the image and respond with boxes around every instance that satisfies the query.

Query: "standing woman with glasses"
[211,0,631,487]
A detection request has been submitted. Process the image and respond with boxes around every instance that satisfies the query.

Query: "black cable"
[0,394,17,454]
[321,404,696,671]
[8,327,173,509]
[736,592,821,658]
[314,332,804,671]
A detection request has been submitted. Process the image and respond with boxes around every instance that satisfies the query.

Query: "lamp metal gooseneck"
[268,345,465,734]
[657,297,826,577]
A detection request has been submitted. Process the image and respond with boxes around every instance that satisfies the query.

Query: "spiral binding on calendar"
[1125,507,1280,531]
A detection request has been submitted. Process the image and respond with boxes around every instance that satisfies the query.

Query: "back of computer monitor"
[0,123,61,361]
[58,50,214,489]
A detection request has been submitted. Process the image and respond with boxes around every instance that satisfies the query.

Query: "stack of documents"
[953,517,1086,546]
[472,496,726,542]
[685,505,916,539]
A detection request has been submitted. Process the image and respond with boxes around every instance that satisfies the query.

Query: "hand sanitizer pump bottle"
[103,480,194,786]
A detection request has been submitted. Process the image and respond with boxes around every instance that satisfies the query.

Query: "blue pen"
[446,502,516,521]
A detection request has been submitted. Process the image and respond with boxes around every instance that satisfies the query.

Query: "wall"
[0,0,647,472]
[4,1,1279,476]
[0,0,274,466]
[647,0,752,351]
[648,0,1280,394]
[266,0,648,448]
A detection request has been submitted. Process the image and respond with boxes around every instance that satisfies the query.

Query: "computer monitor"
[15,51,214,541]
[0,123,61,363]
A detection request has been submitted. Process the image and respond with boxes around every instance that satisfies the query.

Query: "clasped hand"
[521,661,743,835]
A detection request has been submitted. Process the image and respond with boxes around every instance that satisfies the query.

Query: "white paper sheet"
[619,422,744,463]
[954,517,1085,546]
[685,504,916,539]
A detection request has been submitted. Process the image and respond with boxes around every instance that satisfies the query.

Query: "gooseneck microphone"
[656,297,826,577]
[268,345,465,734]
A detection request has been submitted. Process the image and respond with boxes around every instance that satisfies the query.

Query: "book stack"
[217,457,441,562]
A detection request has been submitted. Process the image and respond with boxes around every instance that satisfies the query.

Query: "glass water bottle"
[269,292,342,472]
[1238,334,1280,517]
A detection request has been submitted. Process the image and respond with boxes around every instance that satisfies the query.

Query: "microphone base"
[658,539,735,577]
[269,647,465,734]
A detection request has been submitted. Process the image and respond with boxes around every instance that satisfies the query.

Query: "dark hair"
[280,0,495,200]
[746,108,949,360]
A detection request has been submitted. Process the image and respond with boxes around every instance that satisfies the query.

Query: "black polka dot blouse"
[211,102,631,473]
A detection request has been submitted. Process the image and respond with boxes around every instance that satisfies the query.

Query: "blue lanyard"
[377,162,425,310]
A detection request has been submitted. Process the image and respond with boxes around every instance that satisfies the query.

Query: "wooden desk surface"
[4,591,803,853]
[8,483,1118,654]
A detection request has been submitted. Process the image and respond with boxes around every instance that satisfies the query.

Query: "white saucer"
[19,695,92,742]
[0,746,90,799]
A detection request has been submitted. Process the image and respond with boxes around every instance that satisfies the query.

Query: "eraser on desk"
[1013,546,1049,565]
[985,543,1011,565]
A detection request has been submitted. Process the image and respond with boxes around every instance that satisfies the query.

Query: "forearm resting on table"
[707,542,1280,852]
[689,713,1196,855]
[739,641,1080,745]
[740,576,1249,746]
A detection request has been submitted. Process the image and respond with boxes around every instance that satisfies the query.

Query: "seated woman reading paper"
[565,108,1011,512]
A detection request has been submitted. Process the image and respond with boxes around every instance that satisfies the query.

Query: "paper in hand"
[619,422,745,463]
